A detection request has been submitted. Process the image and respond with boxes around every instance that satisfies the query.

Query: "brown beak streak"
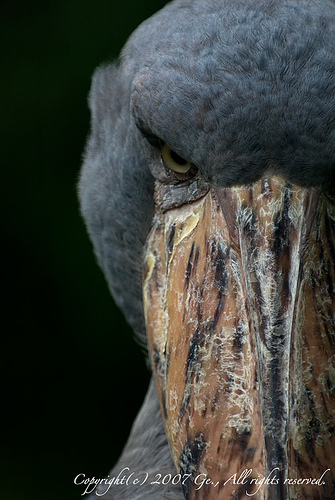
[143,176,335,499]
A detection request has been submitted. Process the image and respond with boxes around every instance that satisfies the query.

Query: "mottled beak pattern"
[143,176,335,499]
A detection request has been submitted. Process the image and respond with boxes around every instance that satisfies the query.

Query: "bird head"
[79,0,335,498]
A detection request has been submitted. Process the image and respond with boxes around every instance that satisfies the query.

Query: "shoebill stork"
[79,0,335,498]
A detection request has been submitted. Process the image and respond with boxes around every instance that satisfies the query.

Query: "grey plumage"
[131,0,335,188]
[87,380,184,500]
[79,64,154,341]
[79,0,335,498]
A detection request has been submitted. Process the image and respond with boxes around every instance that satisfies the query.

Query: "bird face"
[80,0,335,498]
[130,2,335,495]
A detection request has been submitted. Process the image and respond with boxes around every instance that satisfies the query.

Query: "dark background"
[1,1,168,498]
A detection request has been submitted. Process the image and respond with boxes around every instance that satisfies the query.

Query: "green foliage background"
[1,1,168,498]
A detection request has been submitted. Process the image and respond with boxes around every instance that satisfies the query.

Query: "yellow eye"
[161,144,191,174]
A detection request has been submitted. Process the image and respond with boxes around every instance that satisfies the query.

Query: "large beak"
[143,176,335,499]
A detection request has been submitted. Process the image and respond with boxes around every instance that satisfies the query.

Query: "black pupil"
[170,149,187,166]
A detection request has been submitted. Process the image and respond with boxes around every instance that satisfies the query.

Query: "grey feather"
[86,379,184,500]
[129,0,335,188]
[79,63,154,340]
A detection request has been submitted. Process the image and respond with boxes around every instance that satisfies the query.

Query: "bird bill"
[143,176,335,499]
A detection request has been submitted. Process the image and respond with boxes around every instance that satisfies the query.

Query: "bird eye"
[161,144,192,174]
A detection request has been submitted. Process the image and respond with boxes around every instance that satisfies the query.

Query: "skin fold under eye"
[153,143,209,212]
